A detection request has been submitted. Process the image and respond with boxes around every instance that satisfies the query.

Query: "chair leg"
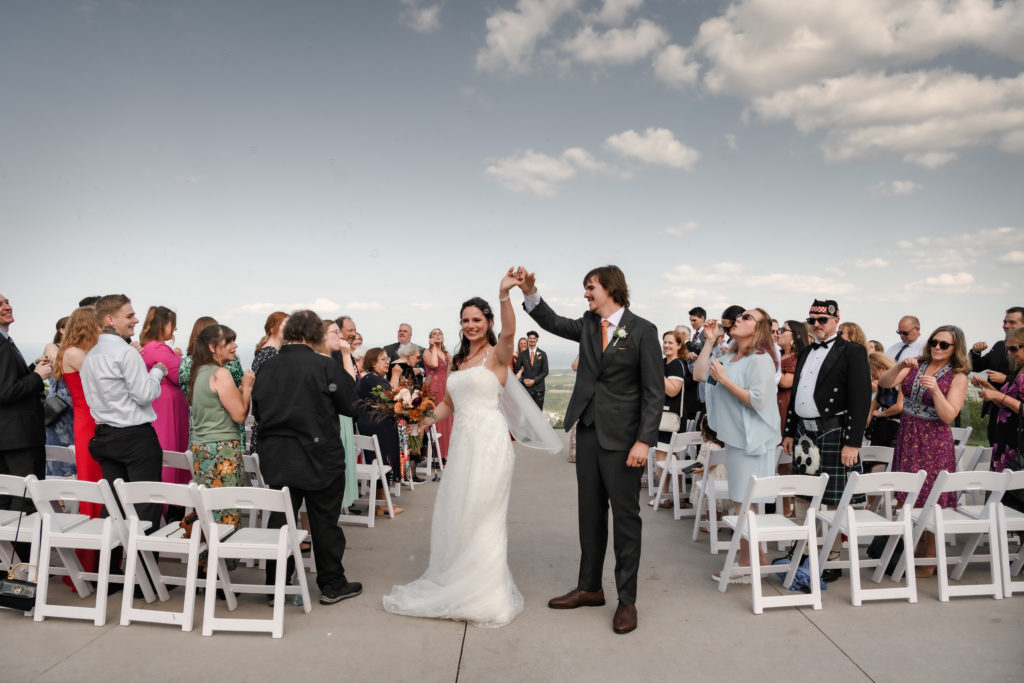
[805,526,822,610]
[749,527,764,615]
[719,520,743,594]
[848,535,863,606]
[202,547,219,636]
[32,529,53,622]
[935,520,950,603]
[120,532,140,625]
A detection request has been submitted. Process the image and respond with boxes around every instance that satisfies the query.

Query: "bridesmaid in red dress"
[139,306,190,484]
[54,306,102,574]
[423,328,453,462]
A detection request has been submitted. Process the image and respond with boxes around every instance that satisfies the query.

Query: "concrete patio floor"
[1,436,1019,682]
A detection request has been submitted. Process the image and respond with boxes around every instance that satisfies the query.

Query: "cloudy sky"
[3,0,1022,367]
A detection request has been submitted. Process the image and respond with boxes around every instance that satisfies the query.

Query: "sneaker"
[412,475,425,483]
[320,581,363,605]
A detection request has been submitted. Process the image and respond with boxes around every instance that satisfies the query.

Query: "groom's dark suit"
[527,298,662,604]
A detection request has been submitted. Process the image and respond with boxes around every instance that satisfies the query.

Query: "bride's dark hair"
[451,297,498,371]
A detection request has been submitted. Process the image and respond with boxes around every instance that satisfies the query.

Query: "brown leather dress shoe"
[547,588,606,609]
[612,602,637,634]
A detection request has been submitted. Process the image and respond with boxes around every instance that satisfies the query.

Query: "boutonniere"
[613,325,628,340]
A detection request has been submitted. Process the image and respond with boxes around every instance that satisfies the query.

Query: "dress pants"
[265,470,348,593]
[574,423,643,605]
[528,390,545,410]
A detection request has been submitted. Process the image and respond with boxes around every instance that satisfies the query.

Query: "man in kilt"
[782,299,872,581]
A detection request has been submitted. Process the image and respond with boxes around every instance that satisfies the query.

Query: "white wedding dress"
[382,365,524,628]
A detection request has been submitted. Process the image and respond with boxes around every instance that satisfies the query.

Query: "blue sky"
[3,0,1022,368]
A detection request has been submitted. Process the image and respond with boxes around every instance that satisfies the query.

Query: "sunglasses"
[806,316,831,326]
[896,330,914,337]
[738,313,759,322]
[779,327,791,334]
[928,339,952,350]
[1007,345,1022,353]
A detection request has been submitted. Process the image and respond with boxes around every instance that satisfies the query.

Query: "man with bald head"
[886,315,925,361]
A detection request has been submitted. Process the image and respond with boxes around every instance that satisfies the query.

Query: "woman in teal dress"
[695,308,780,578]
[319,319,359,509]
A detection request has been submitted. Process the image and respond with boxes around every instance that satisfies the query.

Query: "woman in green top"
[188,323,255,530]
[180,315,247,451]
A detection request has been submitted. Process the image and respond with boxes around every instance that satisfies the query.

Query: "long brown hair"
[451,297,497,371]
[921,325,971,375]
[730,308,779,369]
[1006,327,1024,373]
[186,316,217,356]
[53,316,69,344]
[188,324,235,401]
[54,307,100,380]
[139,305,176,346]
[256,311,288,353]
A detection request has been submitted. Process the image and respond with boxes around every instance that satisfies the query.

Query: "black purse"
[0,497,36,611]
[43,393,70,426]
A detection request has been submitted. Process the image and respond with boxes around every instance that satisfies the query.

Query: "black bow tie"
[811,338,836,350]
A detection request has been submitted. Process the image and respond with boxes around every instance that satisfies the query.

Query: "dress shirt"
[0,328,9,340]
[793,334,839,418]
[82,333,165,428]
[886,336,925,361]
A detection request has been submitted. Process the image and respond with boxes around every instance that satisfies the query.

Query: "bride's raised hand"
[500,267,520,294]
[517,267,536,294]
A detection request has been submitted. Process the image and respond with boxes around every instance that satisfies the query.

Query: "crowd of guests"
[3,288,1023,599]
[649,302,1024,581]
[0,292,455,606]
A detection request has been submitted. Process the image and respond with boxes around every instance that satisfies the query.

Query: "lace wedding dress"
[382,365,524,628]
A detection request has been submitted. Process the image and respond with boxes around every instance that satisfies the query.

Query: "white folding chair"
[162,450,193,478]
[718,474,829,614]
[957,470,1024,597]
[26,475,155,626]
[44,445,77,480]
[817,470,927,605]
[892,470,1009,601]
[652,431,703,520]
[690,447,731,553]
[196,485,311,638]
[345,434,395,527]
[418,425,445,480]
[113,479,238,631]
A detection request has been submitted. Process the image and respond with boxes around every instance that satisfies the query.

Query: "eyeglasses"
[928,339,952,350]
[1007,345,1022,353]
[738,313,759,322]
[806,316,831,326]
[780,327,791,334]
[896,329,914,337]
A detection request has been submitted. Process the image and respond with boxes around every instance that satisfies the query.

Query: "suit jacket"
[0,335,45,451]
[527,298,662,452]
[513,346,549,392]
[784,337,872,447]
[252,344,359,490]
[970,341,1015,417]
[383,342,400,362]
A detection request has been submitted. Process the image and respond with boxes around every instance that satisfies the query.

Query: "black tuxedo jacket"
[0,335,46,451]
[527,298,662,452]
[513,346,549,392]
[784,337,872,447]
[970,341,1015,417]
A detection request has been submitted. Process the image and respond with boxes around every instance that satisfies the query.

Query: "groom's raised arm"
[522,292,583,343]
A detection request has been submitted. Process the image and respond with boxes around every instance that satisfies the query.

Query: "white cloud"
[664,261,855,297]
[659,221,698,236]
[562,146,629,177]
[667,286,708,301]
[400,1,442,34]
[605,127,700,169]
[693,0,1024,97]
[868,180,922,198]
[652,44,699,88]
[751,70,1024,165]
[664,262,743,284]
[476,0,578,74]
[747,272,857,295]
[905,271,976,291]
[724,133,738,150]
[591,0,644,27]
[563,18,668,65]
[998,250,1024,265]
[854,257,889,268]
[232,298,342,315]
[896,226,1024,272]
[484,149,576,196]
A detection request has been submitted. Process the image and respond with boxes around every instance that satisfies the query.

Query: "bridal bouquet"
[363,379,439,468]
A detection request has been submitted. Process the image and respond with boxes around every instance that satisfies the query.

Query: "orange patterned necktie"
[601,320,610,351]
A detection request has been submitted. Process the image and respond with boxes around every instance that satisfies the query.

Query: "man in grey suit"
[518,265,662,634]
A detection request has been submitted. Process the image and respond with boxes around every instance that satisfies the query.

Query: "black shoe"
[348,505,362,516]
[320,581,362,605]
[412,475,425,483]
[822,568,843,583]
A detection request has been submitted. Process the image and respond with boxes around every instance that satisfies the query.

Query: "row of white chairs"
[0,473,310,637]
[714,468,1024,614]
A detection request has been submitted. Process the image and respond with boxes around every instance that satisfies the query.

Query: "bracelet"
[498,295,510,302]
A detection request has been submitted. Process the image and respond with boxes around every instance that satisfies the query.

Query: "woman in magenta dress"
[423,328,453,461]
[139,306,190,484]
[55,307,102,575]
[878,325,969,577]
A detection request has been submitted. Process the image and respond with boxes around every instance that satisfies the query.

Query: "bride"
[383,269,535,628]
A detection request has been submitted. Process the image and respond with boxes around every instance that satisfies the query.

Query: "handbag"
[659,381,685,433]
[0,496,37,611]
[43,393,70,426]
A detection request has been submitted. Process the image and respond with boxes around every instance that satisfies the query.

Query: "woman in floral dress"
[974,326,1024,512]
[878,325,969,577]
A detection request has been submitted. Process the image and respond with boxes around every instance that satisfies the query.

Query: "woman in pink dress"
[423,328,453,462]
[139,306,190,484]
[55,306,102,575]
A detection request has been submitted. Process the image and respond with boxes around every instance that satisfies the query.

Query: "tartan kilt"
[792,423,863,506]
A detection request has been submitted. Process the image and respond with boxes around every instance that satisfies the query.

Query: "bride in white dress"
[383,271,528,628]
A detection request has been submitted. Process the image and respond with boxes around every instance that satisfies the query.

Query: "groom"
[518,265,662,634]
